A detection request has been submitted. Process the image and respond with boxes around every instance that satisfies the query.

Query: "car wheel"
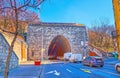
[89,63,93,67]
[100,65,103,67]
[116,66,120,73]
[82,62,85,66]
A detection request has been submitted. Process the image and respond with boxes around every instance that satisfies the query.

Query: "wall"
[27,23,88,60]
[2,32,27,62]
[0,33,18,72]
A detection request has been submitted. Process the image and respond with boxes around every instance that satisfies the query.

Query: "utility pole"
[112,0,120,59]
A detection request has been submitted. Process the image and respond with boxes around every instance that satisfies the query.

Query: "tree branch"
[0,27,15,34]
[18,0,31,9]
[28,0,45,8]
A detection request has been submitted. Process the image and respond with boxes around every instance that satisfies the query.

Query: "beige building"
[1,31,27,63]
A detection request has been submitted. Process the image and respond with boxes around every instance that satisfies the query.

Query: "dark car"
[107,52,118,57]
[82,56,104,67]
[107,52,114,57]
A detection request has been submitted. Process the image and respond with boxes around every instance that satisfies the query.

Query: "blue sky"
[40,0,114,27]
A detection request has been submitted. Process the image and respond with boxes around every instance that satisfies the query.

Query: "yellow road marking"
[80,68,91,73]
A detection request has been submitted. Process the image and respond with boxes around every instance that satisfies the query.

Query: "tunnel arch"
[48,35,71,60]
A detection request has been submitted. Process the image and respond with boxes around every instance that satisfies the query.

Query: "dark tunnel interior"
[48,35,71,60]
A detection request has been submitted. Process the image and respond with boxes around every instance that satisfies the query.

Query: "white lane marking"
[54,70,60,76]
[95,69,120,76]
[66,69,72,73]
[60,64,72,73]
[46,71,54,74]
[46,70,60,76]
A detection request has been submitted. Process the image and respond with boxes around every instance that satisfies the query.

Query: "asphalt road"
[0,65,43,78]
[0,58,119,78]
[40,62,120,78]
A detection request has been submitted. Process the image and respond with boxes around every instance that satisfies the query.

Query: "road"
[0,65,43,78]
[40,62,120,78]
[0,58,119,78]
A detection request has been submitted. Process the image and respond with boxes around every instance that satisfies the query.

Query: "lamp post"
[38,7,41,21]
[38,6,44,61]
[41,26,43,61]
[41,26,45,61]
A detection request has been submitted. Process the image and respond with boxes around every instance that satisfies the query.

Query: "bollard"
[34,61,41,66]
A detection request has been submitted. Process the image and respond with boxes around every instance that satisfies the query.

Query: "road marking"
[95,69,120,76]
[84,66,120,77]
[54,70,60,76]
[81,65,120,76]
[46,70,60,76]
[80,68,91,73]
[46,71,54,74]
[66,69,72,73]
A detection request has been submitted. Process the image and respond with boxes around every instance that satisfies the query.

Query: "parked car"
[56,56,64,60]
[82,56,104,67]
[114,52,118,57]
[115,62,120,73]
[69,54,82,63]
[64,52,72,61]
[107,52,118,57]
[107,52,115,57]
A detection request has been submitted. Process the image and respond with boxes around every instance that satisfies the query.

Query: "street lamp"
[41,26,43,61]
[41,27,44,61]
[38,7,41,21]
[37,6,44,61]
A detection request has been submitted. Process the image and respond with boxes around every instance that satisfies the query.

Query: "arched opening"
[48,35,71,60]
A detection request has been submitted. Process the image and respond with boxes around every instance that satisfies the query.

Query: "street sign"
[81,41,84,46]
[85,41,88,46]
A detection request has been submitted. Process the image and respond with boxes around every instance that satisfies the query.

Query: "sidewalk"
[0,60,52,78]
[0,60,63,78]
[19,60,63,65]
[19,60,51,65]
[0,65,44,78]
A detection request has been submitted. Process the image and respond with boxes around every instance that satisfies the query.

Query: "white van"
[64,52,72,61]
[69,54,82,62]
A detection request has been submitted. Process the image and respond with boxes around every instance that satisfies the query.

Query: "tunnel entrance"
[48,35,71,60]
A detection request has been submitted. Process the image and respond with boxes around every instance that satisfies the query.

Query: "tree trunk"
[4,32,18,78]
[4,2,19,77]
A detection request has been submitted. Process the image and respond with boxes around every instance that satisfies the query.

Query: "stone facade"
[2,32,27,62]
[0,33,18,72]
[27,23,88,60]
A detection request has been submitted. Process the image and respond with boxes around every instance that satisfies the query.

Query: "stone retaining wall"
[0,33,18,72]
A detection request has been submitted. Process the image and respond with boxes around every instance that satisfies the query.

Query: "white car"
[64,52,72,61]
[69,54,82,62]
[115,62,120,73]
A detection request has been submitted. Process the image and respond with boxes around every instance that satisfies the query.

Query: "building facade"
[27,23,88,60]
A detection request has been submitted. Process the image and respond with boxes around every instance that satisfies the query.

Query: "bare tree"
[0,0,45,78]
[89,18,115,52]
